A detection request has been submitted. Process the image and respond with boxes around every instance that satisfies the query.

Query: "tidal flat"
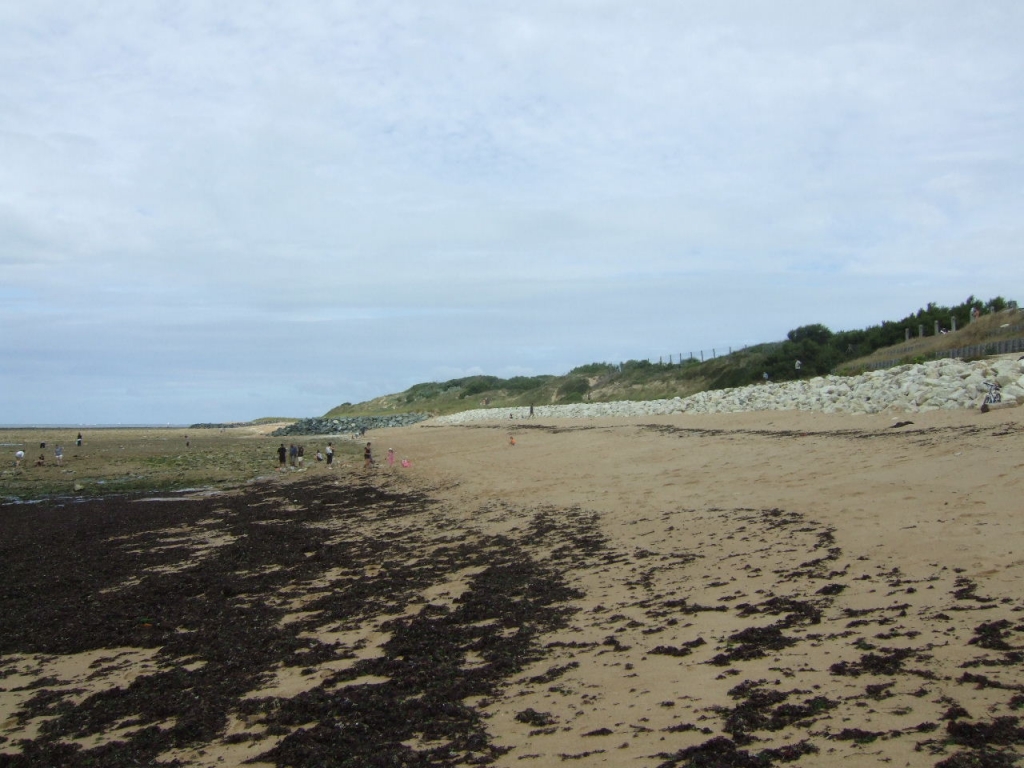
[0,425,358,502]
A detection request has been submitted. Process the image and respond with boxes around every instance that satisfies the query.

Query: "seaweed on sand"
[0,478,590,767]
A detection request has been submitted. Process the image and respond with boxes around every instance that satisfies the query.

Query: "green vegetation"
[1,427,363,501]
[325,296,1020,418]
[326,375,558,418]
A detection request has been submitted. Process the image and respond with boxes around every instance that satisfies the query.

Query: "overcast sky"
[2,1,1022,425]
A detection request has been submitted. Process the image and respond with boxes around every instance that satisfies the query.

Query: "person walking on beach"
[363,442,373,470]
[76,432,83,447]
[277,443,287,469]
[387,447,395,467]
[289,444,298,467]
[297,445,304,467]
[55,445,64,466]
[326,442,334,468]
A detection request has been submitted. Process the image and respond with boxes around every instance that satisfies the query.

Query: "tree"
[787,324,833,345]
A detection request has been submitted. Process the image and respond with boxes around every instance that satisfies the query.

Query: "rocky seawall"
[433,357,1024,424]
[272,413,430,436]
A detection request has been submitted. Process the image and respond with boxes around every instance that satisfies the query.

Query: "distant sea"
[0,424,190,430]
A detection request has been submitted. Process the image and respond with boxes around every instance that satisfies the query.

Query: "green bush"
[570,362,616,376]
[787,324,833,345]
[504,375,554,393]
[556,377,590,402]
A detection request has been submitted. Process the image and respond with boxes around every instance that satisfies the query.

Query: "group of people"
[276,440,405,472]
[12,438,72,469]
[363,443,405,469]
[277,442,335,470]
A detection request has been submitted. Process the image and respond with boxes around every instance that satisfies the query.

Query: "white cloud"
[1,1,1022,423]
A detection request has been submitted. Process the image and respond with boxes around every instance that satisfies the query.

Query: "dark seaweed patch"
[655,735,818,768]
[650,638,706,657]
[935,750,1022,768]
[735,597,822,627]
[968,621,1021,652]
[946,717,1024,748]
[662,599,729,615]
[515,709,557,727]
[829,647,918,677]
[527,662,580,684]
[710,625,798,666]
[711,681,837,745]
[0,478,590,767]
[953,578,998,605]
[832,727,886,743]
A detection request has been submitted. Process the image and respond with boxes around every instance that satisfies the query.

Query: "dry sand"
[2,406,1023,767]
[384,407,1024,767]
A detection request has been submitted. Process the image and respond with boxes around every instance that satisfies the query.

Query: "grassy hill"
[837,311,1024,372]
[325,302,1023,418]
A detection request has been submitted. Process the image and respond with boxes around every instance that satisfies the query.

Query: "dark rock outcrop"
[272,413,430,436]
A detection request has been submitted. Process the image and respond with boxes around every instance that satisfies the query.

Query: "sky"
[2,1,1022,425]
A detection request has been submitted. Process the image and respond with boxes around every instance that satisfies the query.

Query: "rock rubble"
[433,357,1024,424]
[273,413,430,436]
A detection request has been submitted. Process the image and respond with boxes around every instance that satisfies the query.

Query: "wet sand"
[2,407,1023,767]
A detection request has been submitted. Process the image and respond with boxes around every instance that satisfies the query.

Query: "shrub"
[570,362,615,376]
[556,377,590,402]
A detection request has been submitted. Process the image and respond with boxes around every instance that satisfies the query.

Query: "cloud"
[1,1,1022,423]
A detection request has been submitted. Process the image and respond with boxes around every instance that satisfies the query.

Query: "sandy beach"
[2,406,1023,767]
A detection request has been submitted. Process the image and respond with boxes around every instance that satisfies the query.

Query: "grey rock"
[271,413,430,436]
[432,358,1024,424]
